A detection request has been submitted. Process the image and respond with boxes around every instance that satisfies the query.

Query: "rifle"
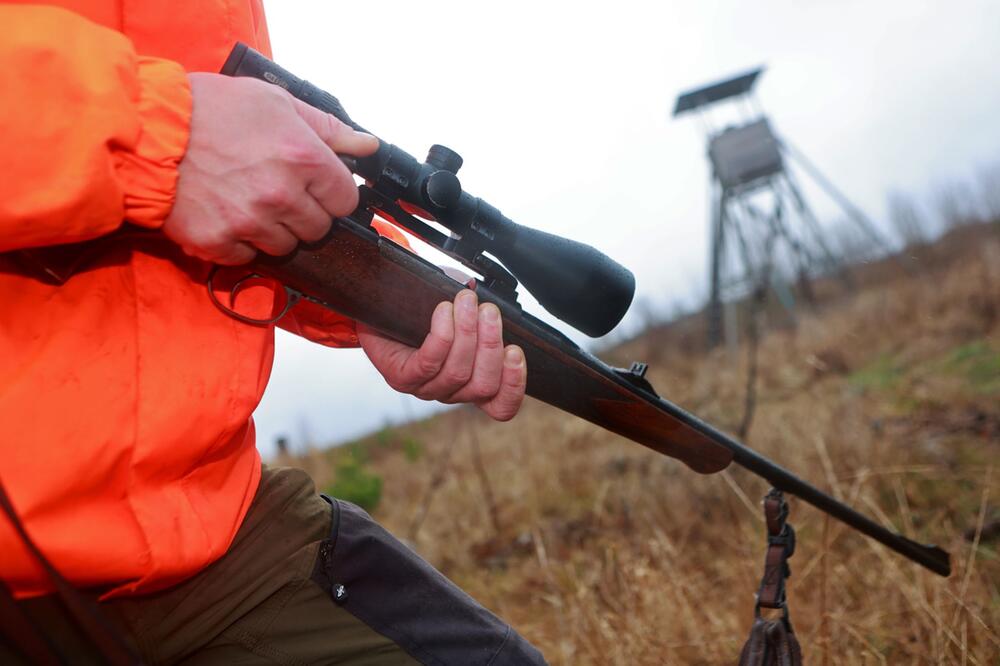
[217,43,951,578]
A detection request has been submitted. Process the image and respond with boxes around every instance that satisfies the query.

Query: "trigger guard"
[206,265,301,326]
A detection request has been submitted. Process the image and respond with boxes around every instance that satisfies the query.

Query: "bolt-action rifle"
[218,43,951,578]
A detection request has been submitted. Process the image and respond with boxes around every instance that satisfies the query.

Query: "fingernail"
[504,347,524,368]
[480,304,500,324]
[435,300,453,319]
[457,290,477,313]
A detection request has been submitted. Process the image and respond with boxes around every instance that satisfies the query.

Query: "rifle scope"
[221,43,635,337]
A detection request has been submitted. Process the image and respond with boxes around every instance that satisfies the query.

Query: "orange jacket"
[0,1,399,598]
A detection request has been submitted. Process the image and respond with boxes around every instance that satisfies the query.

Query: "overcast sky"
[253,0,1000,457]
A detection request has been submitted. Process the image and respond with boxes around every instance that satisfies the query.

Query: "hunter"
[0,2,546,663]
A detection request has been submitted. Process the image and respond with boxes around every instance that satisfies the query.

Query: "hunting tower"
[673,67,887,346]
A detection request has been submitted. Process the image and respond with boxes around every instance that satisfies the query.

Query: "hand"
[358,289,527,421]
[163,73,378,265]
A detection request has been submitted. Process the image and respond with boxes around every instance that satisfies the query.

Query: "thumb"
[289,97,379,157]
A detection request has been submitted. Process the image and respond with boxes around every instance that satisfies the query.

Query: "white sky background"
[253,0,1000,458]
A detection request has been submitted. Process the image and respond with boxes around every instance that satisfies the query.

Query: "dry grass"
[294,224,1000,664]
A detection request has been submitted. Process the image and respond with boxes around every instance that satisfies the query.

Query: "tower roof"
[673,67,765,117]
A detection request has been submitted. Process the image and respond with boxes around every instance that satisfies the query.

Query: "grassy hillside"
[288,223,999,664]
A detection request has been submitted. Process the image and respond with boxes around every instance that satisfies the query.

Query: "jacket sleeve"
[278,218,413,348]
[0,5,191,252]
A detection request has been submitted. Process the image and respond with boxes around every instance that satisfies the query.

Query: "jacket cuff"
[115,57,192,228]
[281,301,361,348]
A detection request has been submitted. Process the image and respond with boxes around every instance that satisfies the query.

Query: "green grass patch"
[326,455,383,512]
[849,354,904,391]
[375,426,396,448]
[402,437,423,462]
[940,341,1000,393]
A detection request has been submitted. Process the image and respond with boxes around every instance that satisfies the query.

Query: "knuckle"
[479,335,503,352]
[385,371,417,394]
[471,378,501,402]
[416,355,444,379]
[227,246,257,266]
[197,228,233,255]
[255,184,293,210]
[456,317,479,336]
[492,406,518,422]
[443,366,473,387]
[327,183,360,217]
[229,214,261,239]
[299,217,332,242]
[281,140,323,167]
[491,397,523,422]
[267,237,298,256]
[413,388,437,402]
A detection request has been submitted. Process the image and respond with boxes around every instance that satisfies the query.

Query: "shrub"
[326,455,382,512]
[402,437,423,463]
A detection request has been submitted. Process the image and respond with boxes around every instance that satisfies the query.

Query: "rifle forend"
[217,44,951,578]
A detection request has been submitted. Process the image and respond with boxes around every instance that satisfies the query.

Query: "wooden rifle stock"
[250,214,952,578]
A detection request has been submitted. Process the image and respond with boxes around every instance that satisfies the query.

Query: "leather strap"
[756,489,795,611]
[10,225,155,285]
[0,477,141,665]
[739,489,803,665]
[0,578,61,665]
[738,616,804,666]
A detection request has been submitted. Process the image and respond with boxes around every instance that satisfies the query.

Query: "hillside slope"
[291,225,999,664]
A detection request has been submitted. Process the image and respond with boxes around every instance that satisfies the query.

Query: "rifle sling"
[757,490,795,610]
[0,577,62,665]
[0,477,141,665]
[738,489,803,666]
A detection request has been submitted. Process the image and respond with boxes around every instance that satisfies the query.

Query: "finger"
[291,140,360,218]
[211,241,258,266]
[281,193,333,243]
[363,301,454,393]
[306,166,359,218]
[285,100,367,217]
[447,302,505,404]
[245,220,299,257]
[414,290,479,400]
[289,98,379,157]
[477,345,527,422]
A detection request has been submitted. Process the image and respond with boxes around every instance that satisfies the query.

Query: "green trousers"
[2,466,546,665]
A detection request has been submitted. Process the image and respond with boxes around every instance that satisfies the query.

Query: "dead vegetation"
[292,223,999,664]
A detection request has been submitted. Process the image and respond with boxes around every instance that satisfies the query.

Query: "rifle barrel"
[649,395,952,576]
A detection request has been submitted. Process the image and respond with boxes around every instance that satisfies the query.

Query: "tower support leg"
[708,185,727,347]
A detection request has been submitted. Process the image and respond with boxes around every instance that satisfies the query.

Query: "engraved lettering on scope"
[262,71,290,90]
